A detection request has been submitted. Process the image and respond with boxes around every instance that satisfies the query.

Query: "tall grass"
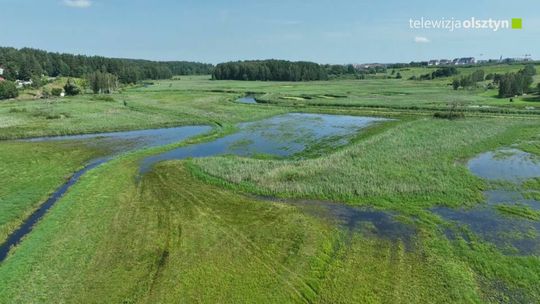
[193,117,540,209]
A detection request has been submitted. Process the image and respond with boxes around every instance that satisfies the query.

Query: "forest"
[212,60,329,81]
[0,47,214,84]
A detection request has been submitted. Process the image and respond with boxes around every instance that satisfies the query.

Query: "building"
[15,79,33,88]
[0,66,4,76]
[439,59,451,65]
[456,57,476,65]
[428,60,440,66]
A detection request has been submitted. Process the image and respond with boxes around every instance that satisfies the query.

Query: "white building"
[15,79,33,88]
[0,66,4,76]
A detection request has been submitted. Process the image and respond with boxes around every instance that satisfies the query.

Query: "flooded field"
[435,149,540,254]
[2,113,388,262]
[140,113,387,173]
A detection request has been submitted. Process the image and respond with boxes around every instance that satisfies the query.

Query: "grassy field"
[1,139,539,303]
[0,141,105,243]
[2,63,539,139]
[1,64,540,303]
[0,152,520,303]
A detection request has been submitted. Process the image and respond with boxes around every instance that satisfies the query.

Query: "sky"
[1,0,538,64]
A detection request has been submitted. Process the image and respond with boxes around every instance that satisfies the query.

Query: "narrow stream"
[0,125,212,262]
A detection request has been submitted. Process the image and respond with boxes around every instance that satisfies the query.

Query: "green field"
[1,65,540,303]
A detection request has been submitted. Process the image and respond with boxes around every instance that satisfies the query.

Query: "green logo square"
[512,18,522,29]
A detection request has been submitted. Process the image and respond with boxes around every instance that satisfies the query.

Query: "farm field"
[1,67,540,303]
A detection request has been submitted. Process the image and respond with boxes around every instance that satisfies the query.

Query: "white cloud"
[414,36,430,43]
[63,0,92,8]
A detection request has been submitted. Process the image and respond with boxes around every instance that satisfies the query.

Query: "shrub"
[431,67,459,79]
[51,88,63,97]
[452,79,460,90]
[64,78,81,96]
[8,107,27,113]
[91,95,115,102]
[434,101,465,120]
[498,70,533,98]
[433,111,465,120]
[0,80,19,100]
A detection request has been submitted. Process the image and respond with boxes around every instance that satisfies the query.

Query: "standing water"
[140,113,387,173]
[434,148,540,254]
[236,95,258,104]
[1,113,393,262]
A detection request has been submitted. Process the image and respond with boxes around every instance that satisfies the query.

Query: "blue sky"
[1,0,538,64]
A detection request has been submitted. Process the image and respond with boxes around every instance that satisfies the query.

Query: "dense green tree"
[498,68,534,98]
[431,67,458,79]
[30,75,43,89]
[452,79,460,90]
[0,81,19,99]
[64,79,81,96]
[470,70,485,82]
[87,71,118,94]
[522,64,537,77]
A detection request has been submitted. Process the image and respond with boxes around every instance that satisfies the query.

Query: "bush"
[470,70,485,82]
[498,69,534,98]
[433,111,465,120]
[64,78,81,96]
[431,67,459,79]
[51,88,63,97]
[434,101,465,120]
[452,79,460,90]
[87,71,119,94]
[91,95,115,102]
[41,87,51,99]
[0,81,19,100]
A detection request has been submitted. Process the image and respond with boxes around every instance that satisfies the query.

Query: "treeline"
[497,65,536,98]
[0,47,213,83]
[212,60,328,81]
[412,67,458,80]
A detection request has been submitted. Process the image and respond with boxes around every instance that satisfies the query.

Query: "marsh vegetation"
[1,63,540,303]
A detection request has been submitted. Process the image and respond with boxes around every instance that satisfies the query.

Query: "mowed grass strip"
[0,141,104,243]
[0,156,487,303]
